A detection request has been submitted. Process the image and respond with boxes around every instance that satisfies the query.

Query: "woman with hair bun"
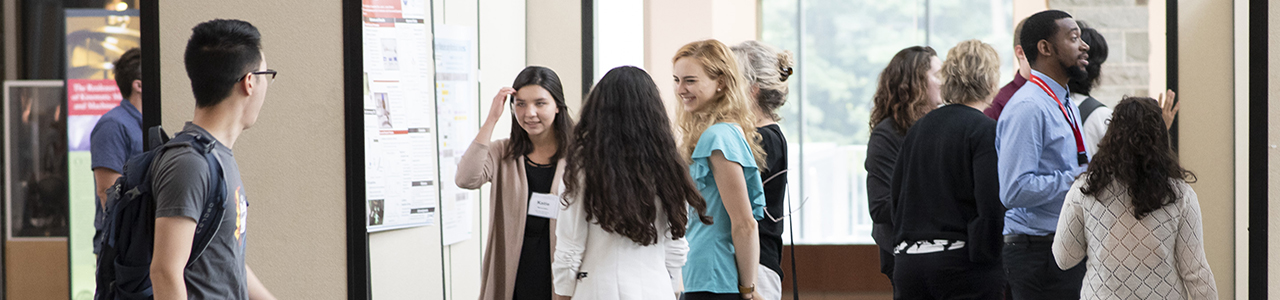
[731,40,794,300]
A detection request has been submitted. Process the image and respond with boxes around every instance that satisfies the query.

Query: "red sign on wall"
[66,79,121,116]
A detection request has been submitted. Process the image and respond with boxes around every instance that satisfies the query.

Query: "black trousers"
[1001,239,1086,300]
[680,292,741,300]
[879,247,896,283]
[893,249,1004,300]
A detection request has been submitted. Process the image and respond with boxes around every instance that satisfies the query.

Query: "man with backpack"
[149,19,276,300]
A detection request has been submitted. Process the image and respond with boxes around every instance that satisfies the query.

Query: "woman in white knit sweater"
[1052,96,1217,300]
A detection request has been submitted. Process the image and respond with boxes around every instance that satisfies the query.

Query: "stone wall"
[1050,0,1151,106]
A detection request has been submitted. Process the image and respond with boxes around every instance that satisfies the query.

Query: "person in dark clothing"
[983,18,1031,121]
[732,40,794,300]
[865,45,941,283]
[890,39,1005,299]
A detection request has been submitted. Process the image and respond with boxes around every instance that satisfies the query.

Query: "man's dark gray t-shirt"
[152,122,248,300]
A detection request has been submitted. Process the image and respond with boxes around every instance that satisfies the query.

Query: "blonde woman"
[889,40,1005,299]
[731,40,794,300]
[672,39,768,300]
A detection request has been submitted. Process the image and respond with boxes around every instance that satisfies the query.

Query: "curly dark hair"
[870,46,937,135]
[1081,97,1195,219]
[565,66,713,246]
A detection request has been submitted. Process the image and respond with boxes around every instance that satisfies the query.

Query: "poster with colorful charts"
[362,0,437,232]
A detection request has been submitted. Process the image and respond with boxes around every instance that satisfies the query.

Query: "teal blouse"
[683,122,766,294]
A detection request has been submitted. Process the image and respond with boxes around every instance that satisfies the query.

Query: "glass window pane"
[762,0,1011,245]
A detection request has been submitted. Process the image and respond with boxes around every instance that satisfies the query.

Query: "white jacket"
[552,195,687,300]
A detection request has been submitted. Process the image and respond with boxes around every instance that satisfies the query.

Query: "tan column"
[644,0,758,122]
[159,1,347,298]
[1175,0,1236,298]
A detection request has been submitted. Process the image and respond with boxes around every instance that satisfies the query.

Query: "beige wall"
[1049,0,1156,106]
[527,0,584,113]
[158,1,347,299]
[1269,0,1279,295]
[1174,0,1234,298]
[644,0,757,121]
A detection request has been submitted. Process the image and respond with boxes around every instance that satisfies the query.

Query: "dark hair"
[114,48,142,98]
[564,66,712,246]
[1068,23,1108,95]
[1081,97,1195,220]
[1020,10,1073,65]
[870,46,937,135]
[184,19,262,108]
[1013,18,1026,48]
[505,66,574,161]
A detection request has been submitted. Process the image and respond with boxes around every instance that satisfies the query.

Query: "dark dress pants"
[893,249,1004,300]
[1001,239,1086,300]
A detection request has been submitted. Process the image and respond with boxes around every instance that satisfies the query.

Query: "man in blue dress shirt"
[995,10,1091,300]
[90,47,143,255]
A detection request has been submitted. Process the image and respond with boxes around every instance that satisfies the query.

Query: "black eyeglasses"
[248,69,278,83]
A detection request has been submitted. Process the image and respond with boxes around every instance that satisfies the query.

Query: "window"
[762,0,1012,244]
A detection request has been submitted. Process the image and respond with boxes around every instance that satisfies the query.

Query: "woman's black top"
[756,124,788,278]
[889,104,1005,263]
[513,157,555,300]
[865,118,906,255]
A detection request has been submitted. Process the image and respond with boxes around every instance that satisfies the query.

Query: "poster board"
[361,0,438,232]
[64,9,140,299]
[433,24,477,246]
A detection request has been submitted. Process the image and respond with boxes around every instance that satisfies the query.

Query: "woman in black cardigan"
[889,40,1005,299]
[864,45,941,283]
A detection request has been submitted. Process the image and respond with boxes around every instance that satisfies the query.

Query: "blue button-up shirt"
[89,99,143,253]
[995,69,1088,236]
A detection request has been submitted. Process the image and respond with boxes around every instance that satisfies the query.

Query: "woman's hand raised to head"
[473,87,518,146]
[487,87,517,123]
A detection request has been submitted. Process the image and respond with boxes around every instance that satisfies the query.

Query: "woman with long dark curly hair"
[864,45,941,282]
[1052,97,1217,299]
[551,66,712,300]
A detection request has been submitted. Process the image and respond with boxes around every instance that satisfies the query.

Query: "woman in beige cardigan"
[457,66,575,300]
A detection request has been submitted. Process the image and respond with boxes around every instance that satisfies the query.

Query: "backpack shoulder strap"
[150,130,230,266]
[181,131,229,266]
[1079,96,1106,122]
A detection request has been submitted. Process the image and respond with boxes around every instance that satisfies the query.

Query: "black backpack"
[95,127,228,300]
[1078,96,1106,123]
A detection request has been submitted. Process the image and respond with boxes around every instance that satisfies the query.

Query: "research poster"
[362,0,437,232]
[65,9,140,300]
[434,24,478,246]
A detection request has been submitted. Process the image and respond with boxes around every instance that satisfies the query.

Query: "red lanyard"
[1027,74,1088,166]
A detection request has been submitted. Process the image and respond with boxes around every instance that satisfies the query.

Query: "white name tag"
[528,192,562,219]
